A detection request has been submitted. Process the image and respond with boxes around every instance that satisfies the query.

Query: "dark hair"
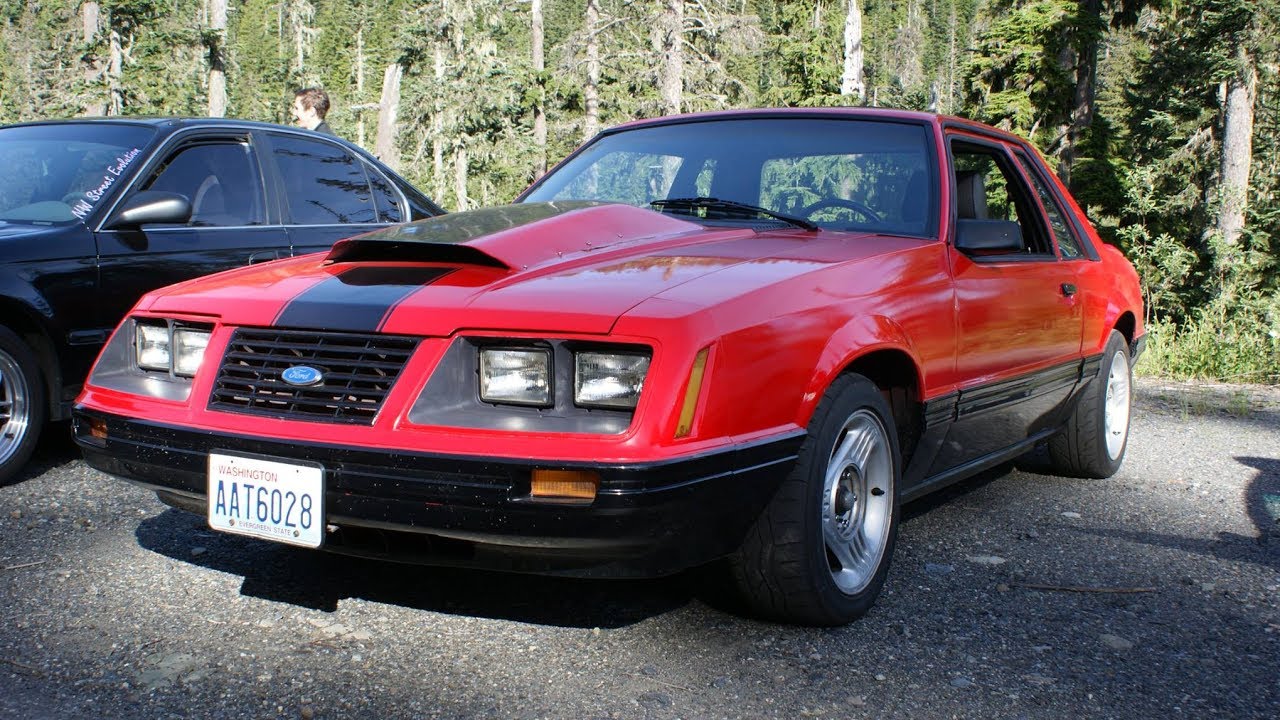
[294,87,330,119]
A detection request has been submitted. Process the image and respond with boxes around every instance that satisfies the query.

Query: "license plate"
[207,452,324,548]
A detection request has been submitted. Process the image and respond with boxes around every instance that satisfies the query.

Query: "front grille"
[209,328,419,424]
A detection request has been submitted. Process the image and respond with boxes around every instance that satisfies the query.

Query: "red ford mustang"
[73,108,1143,625]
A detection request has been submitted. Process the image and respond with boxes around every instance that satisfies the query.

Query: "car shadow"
[1071,455,1280,571]
[134,508,699,628]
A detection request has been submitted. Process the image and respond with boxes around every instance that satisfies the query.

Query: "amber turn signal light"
[530,469,600,501]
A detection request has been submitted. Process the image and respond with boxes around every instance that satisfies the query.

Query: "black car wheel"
[727,373,900,626]
[0,326,45,485]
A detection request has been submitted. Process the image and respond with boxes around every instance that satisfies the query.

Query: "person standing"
[291,88,336,136]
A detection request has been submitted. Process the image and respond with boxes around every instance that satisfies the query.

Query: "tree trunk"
[207,0,228,118]
[583,0,601,141]
[840,0,865,100]
[356,26,366,146]
[532,0,546,178]
[81,2,106,116]
[375,64,402,171]
[432,42,446,202]
[454,145,469,212]
[658,0,683,116]
[1060,0,1101,188]
[107,27,123,116]
[1216,53,1257,247]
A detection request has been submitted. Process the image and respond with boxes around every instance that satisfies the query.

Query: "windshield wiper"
[650,197,818,231]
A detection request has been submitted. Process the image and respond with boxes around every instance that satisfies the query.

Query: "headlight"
[575,351,649,409]
[134,321,212,377]
[479,348,552,406]
[135,323,171,371]
[173,328,211,377]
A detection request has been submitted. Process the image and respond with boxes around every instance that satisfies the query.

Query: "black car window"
[140,141,265,227]
[949,140,1054,257]
[365,162,402,223]
[1013,152,1084,259]
[269,134,376,225]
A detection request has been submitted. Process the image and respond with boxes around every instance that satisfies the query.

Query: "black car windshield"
[0,124,157,225]
[522,117,936,236]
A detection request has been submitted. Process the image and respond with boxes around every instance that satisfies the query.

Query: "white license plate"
[207,452,324,548]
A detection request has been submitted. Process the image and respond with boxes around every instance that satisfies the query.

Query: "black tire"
[0,326,46,485]
[1048,329,1131,479]
[726,373,900,626]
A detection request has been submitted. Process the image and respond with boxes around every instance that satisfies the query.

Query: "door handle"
[1060,283,1077,297]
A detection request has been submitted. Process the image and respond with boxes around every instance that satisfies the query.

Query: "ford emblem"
[281,365,324,387]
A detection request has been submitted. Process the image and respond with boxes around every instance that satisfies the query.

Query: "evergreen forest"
[1,0,1277,381]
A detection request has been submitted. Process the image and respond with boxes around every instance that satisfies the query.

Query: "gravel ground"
[1,378,1277,719]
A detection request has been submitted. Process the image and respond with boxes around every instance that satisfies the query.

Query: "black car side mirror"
[104,191,192,230]
[954,218,1023,253]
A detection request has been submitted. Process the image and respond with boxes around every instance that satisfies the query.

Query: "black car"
[0,118,443,483]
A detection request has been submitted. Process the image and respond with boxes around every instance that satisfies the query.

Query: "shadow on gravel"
[2,421,79,487]
[134,509,697,628]
[1073,456,1280,571]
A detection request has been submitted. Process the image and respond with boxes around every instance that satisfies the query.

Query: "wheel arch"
[0,297,61,419]
[805,316,924,466]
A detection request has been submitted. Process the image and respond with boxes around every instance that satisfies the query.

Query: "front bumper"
[73,407,802,578]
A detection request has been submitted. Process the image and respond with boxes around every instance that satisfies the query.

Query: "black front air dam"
[73,408,803,578]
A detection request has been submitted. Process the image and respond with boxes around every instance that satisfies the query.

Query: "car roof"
[2,116,299,132]
[604,106,1027,145]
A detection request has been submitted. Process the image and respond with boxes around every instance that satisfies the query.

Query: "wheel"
[727,374,900,626]
[1048,329,1131,478]
[797,197,883,223]
[0,326,46,485]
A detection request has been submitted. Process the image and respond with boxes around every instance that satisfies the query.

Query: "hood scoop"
[325,201,702,271]
[327,239,508,268]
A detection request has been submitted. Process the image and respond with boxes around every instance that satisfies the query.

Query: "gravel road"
[2,378,1278,719]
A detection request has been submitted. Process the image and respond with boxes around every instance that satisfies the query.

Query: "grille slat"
[209,328,420,425]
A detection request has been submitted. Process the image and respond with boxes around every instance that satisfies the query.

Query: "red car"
[73,108,1144,625]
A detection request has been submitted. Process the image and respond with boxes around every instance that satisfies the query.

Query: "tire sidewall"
[1092,331,1131,476]
[0,326,46,485]
[802,376,902,620]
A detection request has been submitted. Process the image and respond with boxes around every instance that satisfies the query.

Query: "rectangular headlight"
[479,348,552,406]
[173,328,211,377]
[135,323,171,371]
[575,352,649,409]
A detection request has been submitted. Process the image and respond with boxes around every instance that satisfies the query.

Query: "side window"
[364,162,402,223]
[269,134,376,225]
[950,140,1053,256]
[1013,152,1084,259]
[141,142,264,227]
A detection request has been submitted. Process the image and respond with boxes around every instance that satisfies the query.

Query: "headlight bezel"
[133,319,213,379]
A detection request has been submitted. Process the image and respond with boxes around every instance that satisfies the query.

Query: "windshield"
[523,117,936,236]
[0,124,157,225]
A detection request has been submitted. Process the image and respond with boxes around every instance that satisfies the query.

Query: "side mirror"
[104,191,192,230]
[954,218,1023,253]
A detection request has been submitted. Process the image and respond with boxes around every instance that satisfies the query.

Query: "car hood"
[142,202,896,335]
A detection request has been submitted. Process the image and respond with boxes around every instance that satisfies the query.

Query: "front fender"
[799,313,923,426]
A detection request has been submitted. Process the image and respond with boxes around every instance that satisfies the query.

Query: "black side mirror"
[104,191,192,230]
[954,218,1023,253]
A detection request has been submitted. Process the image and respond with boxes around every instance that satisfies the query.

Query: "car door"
[261,131,397,256]
[94,131,288,331]
[929,134,1084,473]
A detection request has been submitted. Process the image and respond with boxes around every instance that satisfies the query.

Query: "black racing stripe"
[272,266,454,332]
